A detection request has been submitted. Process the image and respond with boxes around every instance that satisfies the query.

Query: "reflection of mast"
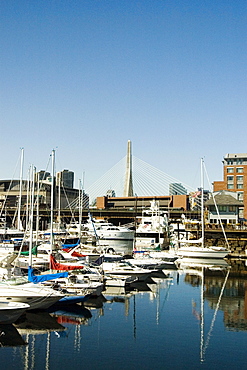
[45,333,50,370]
[199,266,230,363]
[133,295,136,339]
[125,297,130,316]
[202,268,230,360]
[200,268,204,363]
[74,324,81,352]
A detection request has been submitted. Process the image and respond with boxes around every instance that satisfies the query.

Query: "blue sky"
[1,0,246,194]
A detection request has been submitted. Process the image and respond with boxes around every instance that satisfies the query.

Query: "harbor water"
[1,258,247,369]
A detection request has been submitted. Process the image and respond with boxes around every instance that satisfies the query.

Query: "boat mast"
[17,147,24,231]
[78,178,82,240]
[28,165,35,268]
[50,149,55,254]
[201,158,204,247]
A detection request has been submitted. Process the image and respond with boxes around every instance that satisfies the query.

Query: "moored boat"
[0,301,30,324]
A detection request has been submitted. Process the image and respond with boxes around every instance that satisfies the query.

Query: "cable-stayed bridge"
[85,153,198,204]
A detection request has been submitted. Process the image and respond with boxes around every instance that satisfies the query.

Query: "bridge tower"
[123,140,134,197]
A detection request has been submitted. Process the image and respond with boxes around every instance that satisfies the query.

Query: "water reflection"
[2,260,247,369]
[176,259,231,363]
[0,324,27,346]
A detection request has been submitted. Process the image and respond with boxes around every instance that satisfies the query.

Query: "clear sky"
[1,0,246,193]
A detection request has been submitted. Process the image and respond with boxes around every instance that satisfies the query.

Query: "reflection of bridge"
[85,140,196,202]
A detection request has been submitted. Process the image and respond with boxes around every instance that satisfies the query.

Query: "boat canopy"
[28,266,68,283]
[50,254,84,271]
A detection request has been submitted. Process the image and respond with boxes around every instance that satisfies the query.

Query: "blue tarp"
[58,294,91,305]
[28,266,68,283]
[62,243,79,248]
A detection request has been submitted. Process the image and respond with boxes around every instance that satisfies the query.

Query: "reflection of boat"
[48,304,92,325]
[176,258,230,272]
[14,310,66,334]
[0,323,27,346]
[0,301,30,324]
[103,285,128,296]
[83,293,107,309]
[57,294,92,305]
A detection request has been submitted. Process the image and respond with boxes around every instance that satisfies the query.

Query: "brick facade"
[213,153,246,219]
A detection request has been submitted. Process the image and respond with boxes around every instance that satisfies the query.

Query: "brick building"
[96,195,190,212]
[213,153,246,219]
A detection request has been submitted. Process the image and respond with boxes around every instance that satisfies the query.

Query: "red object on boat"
[62,248,86,258]
[50,254,84,271]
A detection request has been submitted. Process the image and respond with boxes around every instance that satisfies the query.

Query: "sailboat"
[176,159,229,259]
[0,163,67,310]
[26,152,101,305]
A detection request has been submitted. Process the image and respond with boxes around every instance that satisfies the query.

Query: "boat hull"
[176,247,229,259]
[0,302,30,324]
[0,284,64,310]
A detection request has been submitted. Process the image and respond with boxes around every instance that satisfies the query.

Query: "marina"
[0,259,247,369]
[1,1,245,368]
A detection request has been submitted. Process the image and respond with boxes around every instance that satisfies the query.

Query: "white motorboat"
[104,274,137,287]
[44,274,104,297]
[125,256,171,270]
[101,260,155,281]
[148,250,178,263]
[66,223,95,243]
[0,279,64,310]
[15,254,50,271]
[135,200,169,247]
[0,240,20,255]
[0,301,30,324]
[83,217,135,241]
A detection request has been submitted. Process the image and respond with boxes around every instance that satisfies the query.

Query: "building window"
[239,208,244,218]
[227,167,234,173]
[236,167,243,173]
[236,175,243,183]
[229,206,236,212]
[227,175,234,182]
[218,205,227,212]
[237,184,243,189]
[237,192,244,201]
[227,184,234,189]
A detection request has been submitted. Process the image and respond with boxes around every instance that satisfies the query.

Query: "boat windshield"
[0,276,28,286]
